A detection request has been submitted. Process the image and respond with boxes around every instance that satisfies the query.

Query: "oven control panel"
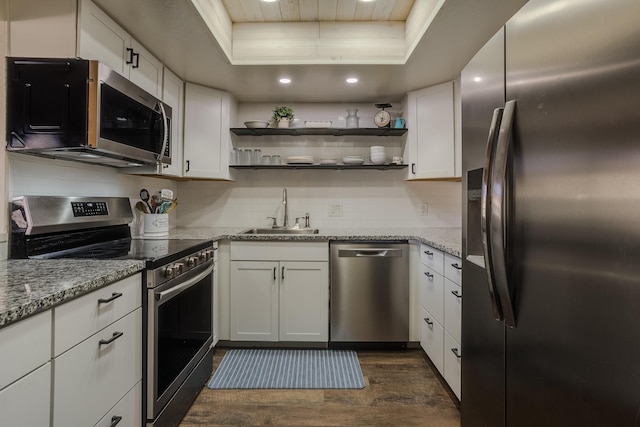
[71,201,109,217]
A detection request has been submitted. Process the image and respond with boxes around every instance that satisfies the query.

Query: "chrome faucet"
[282,188,289,228]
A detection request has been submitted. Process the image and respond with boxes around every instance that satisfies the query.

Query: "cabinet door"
[406,82,455,179]
[419,306,444,374]
[184,83,233,179]
[160,67,184,177]
[444,278,462,344]
[94,381,142,427]
[53,308,142,427]
[420,264,445,324]
[129,39,162,97]
[279,261,329,342]
[0,362,51,427]
[444,332,461,399]
[230,261,279,341]
[78,0,130,76]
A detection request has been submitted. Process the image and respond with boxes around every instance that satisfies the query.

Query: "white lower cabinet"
[443,332,461,399]
[0,310,52,427]
[230,242,329,342]
[53,273,143,427]
[419,306,444,373]
[94,381,142,427]
[53,307,142,427]
[417,243,462,400]
[0,362,51,427]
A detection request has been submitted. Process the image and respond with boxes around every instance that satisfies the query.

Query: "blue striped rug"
[207,349,365,389]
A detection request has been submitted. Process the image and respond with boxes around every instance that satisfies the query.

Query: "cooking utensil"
[140,189,153,213]
[135,201,149,214]
[165,199,178,213]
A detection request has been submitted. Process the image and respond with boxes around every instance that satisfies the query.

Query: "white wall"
[6,154,177,236]
[176,170,461,229]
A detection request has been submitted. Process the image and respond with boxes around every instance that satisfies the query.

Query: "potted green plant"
[272,105,294,128]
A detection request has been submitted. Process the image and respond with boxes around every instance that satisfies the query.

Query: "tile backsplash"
[176,169,461,229]
[6,154,461,235]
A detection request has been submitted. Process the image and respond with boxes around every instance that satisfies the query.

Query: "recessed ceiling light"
[473,76,482,82]
[279,78,291,84]
[346,77,358,84]
[262,0,278,2]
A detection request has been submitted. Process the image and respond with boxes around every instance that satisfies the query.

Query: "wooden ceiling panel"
[222,0,415,23]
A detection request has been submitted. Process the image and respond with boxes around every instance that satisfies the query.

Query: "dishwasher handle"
[338,249,403,258]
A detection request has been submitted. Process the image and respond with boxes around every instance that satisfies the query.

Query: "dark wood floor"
[181,348,460,426]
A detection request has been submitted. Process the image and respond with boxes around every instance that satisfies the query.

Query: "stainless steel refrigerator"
[461,0,640,425]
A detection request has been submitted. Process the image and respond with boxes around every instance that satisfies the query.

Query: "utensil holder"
[144,213,169,237]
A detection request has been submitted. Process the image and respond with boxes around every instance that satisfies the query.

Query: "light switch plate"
[328,202,343,217]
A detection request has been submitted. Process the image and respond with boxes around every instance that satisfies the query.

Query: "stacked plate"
[286,155,315,164]
[342,155,365,165]
[370,146,386,165]
[319,157,338,165]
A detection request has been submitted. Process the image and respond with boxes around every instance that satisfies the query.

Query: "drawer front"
[95,381,142,427]
[54,273,142,356]
[0,362,51,427]
[444,279,462,344]
[420,244,444,274]
[53,308,142,427]
[419,265,444,323]
[231,241,329,261]
[0,310,51,389]
[444,253,462,285]
[419,306,444,374]
[444,332,461,399]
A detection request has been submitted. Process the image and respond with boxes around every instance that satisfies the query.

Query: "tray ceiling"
[92,0,529,102]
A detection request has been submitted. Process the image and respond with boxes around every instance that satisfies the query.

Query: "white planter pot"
[277,119,291,128]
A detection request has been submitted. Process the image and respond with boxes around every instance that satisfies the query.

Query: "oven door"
[147,259,213,420]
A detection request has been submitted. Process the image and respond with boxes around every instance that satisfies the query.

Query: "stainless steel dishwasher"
[330,241,409,349]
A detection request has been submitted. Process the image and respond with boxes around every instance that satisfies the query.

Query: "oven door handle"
[156,262,214,303]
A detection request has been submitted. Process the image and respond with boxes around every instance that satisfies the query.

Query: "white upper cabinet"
[183,83,236,180]
[8,0,163,97]
[78,0,162,97]
[404,81,461,180]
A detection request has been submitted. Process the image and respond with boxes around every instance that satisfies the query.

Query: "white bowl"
[244,120,270,129]
[370,157,386,165]
[370,146,385,150]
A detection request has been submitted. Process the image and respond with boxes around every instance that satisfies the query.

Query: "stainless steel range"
[10,195,214,426]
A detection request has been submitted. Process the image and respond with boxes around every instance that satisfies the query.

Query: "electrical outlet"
[328,202,343,217]
[420,202,428,216]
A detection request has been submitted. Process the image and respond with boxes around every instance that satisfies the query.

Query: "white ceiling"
[92,0,528,103]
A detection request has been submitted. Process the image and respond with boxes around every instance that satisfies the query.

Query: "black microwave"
[6,57,171,168]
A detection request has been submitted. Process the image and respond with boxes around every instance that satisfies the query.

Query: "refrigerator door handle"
[481,107,504,321]
[490,99,517,328]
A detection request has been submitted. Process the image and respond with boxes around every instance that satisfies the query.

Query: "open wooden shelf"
[230,127,407,137]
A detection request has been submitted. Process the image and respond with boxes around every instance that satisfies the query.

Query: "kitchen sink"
[240,227,320,235]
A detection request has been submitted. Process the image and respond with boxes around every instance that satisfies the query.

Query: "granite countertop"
[1,227,460,330]
[0,259,145,328]
[164,226,462,257]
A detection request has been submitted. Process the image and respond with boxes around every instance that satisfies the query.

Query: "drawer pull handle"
[98,292,123,304]
[424,250,433,256]
[424,272,433,278]
[451,290,462,299]
[99,331,124,346]
[423,317,433,326]
[110,415,123,427]
[450,263,462,270]
[451,348,462,358]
